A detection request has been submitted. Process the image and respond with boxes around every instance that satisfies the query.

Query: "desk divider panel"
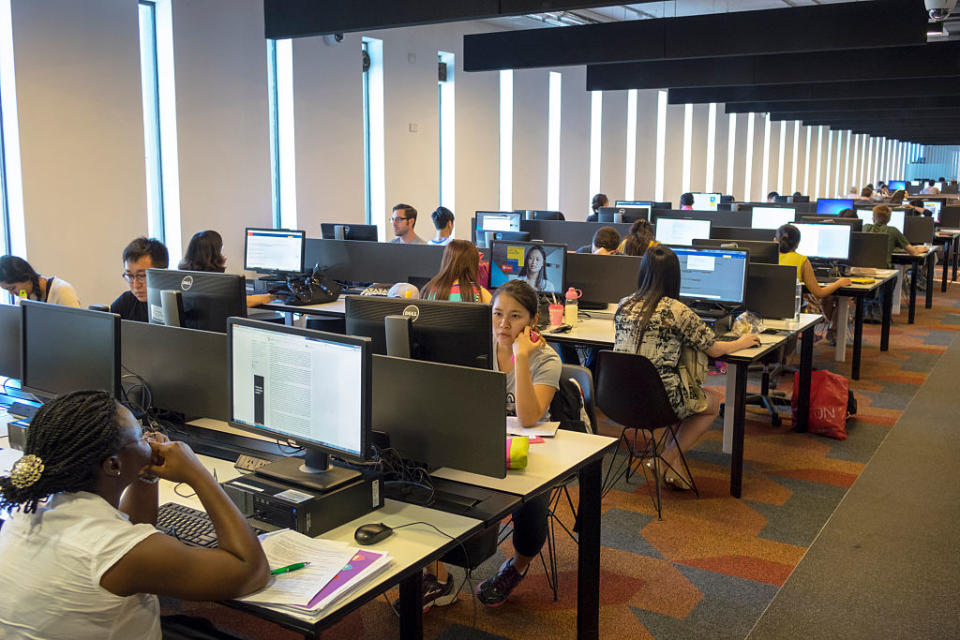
[565,253,643,306]
[746,263,797,320]
[904,216,935,244]
[0,303,20,380]
[304,239,445,284]
[519,220,634,249]
[652,209,751,228]
[849,232,889,269]
[940,205,960,229]
[711,226,780,242]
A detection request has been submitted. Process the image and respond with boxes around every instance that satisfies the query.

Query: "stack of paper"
[506,416,560,437]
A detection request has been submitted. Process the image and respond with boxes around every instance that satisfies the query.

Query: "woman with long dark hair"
[0,255,80,307]
[613,245,759,488]
[517,244,554,292]
[620,218,656,257]
[421,239,491,303]
[178,230,274,307]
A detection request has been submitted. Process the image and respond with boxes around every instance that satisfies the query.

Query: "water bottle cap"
[565,287,581,300]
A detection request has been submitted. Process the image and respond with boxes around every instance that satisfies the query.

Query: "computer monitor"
[0,303,20,379]
[489,241,566,294]
[911,180,923,186]
[791,223,852,260]
[923,200,943,221]
[816,198,854,214]
[856,209,905,233]
[243,228,305,274]
[654,218,712,246]
[692,239,779,264]
[888,180,907,191]
[319,223,379,242]
[146,269,246,333]
[691,192,721,211]
[475,211,522,247]
[228,317,371,492]
[565,253,643,306]
[935,182,944,192]
[20,300,120,399]
[597,206,649,223]
[751,207,796,229]
[519,210,564,221]
[674,247,749,305]
[344,296,493,369]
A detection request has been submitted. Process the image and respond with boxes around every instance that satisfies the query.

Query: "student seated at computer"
[837,208,858,219]
[619,219,656,257]
[576,226,621,254]
[389,203,427,244]
[904,199,932,217]
[921,180,939,195]
[877,183,891,199]
[844,186,860,199]
[679,192,694,210]
[110,237,169,322]
[179,230,274,307]
[855,187,874,204]
[420,239,492,303]
[586,193,609,222]
[428,206,455,246]
[0,390,269,639]
[863,205,926,268]
[767,191,780,203]
[888,189,907,205]
[0,255,80,307]
[613,246,760,489]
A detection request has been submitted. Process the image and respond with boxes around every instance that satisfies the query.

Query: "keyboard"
[157,502,266,548]
[716,334,739,342]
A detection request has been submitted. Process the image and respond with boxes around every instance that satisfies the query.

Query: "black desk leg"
[852,297,864,380]
[794,326,814,433]
[909,261,918,324]
[398,573,423,640]
[926,253,935,309]
[730,365,748,499]
[942,241,949,293]
[881,280,893,352]
[577,458,602,640]
[954,237,959,281]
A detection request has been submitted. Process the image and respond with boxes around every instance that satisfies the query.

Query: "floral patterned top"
[613,295,716,419]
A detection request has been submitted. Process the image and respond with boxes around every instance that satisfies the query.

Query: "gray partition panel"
[849,232,889,269]
[519,219,633,249]
[565,253,643,306]
[711,226,780,242]
[304,239,445,283]
[746,263,796,320]
[904,216,935,244]
[0,303,20,379]
[940,205,960,229]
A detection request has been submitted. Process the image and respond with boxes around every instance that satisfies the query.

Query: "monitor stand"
[255,452,360,493]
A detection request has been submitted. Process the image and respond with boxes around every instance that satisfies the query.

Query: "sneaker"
[476,559,526,607]
[392,572,454,615]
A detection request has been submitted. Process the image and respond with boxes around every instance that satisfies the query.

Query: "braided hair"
[0,390,123,514]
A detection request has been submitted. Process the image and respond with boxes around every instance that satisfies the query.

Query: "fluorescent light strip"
[655,90,667,201]
[624,89,637,201]
[726,113,737,197]
[499,69,513,211]
[744,113,755,201]
[790,120,800,194]
[705,103,717,193]
[546,71,561,210]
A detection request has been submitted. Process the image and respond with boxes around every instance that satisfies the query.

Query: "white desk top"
[262,297,346,315]
[431,429,615,496]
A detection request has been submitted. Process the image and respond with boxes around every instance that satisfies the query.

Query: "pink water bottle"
[564,287,582,326]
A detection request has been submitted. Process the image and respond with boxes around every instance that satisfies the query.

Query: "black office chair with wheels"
[596,350,699,520]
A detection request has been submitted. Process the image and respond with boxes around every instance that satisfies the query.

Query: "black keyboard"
[716,334,739,342]
[157,502,266,548]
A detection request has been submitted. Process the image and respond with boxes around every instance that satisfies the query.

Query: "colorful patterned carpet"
[169,270,960,640]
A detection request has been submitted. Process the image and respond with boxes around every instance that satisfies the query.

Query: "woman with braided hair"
[0,390,268,639]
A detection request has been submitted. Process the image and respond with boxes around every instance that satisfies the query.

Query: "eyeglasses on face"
[390,216,410,223]
[122,272,147,283]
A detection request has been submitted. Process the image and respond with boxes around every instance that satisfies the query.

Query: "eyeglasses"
[390,216,410,223]
[122,272,147,283]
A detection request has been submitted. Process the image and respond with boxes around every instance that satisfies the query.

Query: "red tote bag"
[792,370,850,440]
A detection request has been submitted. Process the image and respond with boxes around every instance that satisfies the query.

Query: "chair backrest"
[561,363,596,434]
[596,350,679,430]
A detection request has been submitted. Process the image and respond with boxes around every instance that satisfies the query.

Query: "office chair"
[596,350,698,520]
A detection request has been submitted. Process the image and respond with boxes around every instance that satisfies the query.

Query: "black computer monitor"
[489,241,566,294]
[344,296,493,369]
[816,198,854,214]
[597,206,649,223]
[654,217,712,246]
[751,207,796,229]
[20,300,120,399]
[0,303,21,379]
[520,210,564,221]
[227,317,372,492]
[923,200,943,221]
[475,211,522,247]
[791,223,852,261]
[692,239,779,264]
[796,214,863,232]
[146,269,246,333]
[674,247,749,306]
[565,253,643,306]
[888,180,907,191]
[691,192,721,211]
[243,228,305,274]
[319,223,379,242]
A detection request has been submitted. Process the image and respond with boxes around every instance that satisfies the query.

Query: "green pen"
[270,561,311,575]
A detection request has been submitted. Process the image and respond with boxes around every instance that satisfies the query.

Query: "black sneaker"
[392,572,454,615]
[476,559,526,607]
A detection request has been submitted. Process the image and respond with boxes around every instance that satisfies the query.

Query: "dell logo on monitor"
[180,275,194,291]
[402,305,420,322]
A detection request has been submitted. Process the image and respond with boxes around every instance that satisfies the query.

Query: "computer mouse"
[354,522,394,545]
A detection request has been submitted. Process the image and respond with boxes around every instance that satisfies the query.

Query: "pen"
[270,562,311,575]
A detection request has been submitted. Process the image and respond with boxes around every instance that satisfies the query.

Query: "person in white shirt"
[921,180,939,195]
[0,390,269,640]
[0,255,80,306]
[429,206,455,246]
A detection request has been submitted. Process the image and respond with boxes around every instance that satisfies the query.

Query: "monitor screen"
[675,247,749,305]
[935,182,944,192]
[614,200,652,207]
[21,301,120,398]
[816,198,854,215]
[655,218,711,246]
[888,180,907,191]
[228,319,369,460]
[146,269,246,332]
[911,180,923,186]
[477,211,522,233]
[692,193,721,211]
[489,241,565,294]
[244,228,305,273]
[923,200,942,220]
[751,207,796,229]
[856,209,905,233]
[792,223,852,260]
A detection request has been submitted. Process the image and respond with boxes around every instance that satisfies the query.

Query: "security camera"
[926,0,958,22]
[322,32,345,46]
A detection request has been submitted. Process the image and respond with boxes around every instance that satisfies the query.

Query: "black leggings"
[511,493,550,558]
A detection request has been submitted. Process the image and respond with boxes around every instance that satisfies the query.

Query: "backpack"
[549,376,592,434]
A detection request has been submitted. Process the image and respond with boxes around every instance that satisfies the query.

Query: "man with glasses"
[110,237,169,322]
[389,204,427,244]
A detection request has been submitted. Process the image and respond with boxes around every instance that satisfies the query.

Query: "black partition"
[904,216,935,244]
[519,220,633,249]
[745,263,796,320]
[735,201,817,214]
[565,253,643,306]
[651,209,751,228]
[0,303,20,379]
[711,226,779,242]
[304,239,445,283]
[939,205,960,229]
[849,232,888,269]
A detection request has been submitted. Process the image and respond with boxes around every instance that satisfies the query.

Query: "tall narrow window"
[843,131,852,194]
[363,38,384,233]
[547,71,562,209]
[744,113,755,202]
[814,126,824,198]
[362,42,371,222]
[833,131,842,196]
[589,90,603,198]
[624,89,637,201]
[704,102,717,193]
[776,119,786,194]
[803,126,812,195]
[790,121,800,194]
[266,38,296,229]
[499,70,514,211]
[0,0,19,259]
[138,1,165,242]
[725,113,736,197]
[681,103,693,193]
[438,51,455,211]
[654,90,667,201]
[759,113,771,199]
[851,134,860,189]
[877,137,886,183]
[824,130,834,197]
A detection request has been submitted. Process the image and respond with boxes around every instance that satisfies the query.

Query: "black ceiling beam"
[796,119,960,130]
[263,0,655,39]
[727,97,960,115]
[769,108,960,121]
[587,40,960,90]
[463,0,925,72]
[668,81,960,104]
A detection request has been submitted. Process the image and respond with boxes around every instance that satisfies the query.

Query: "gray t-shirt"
[389,234,427,245]
[494,343,562,422]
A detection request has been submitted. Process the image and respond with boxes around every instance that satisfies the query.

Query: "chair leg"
[657,425,700,498]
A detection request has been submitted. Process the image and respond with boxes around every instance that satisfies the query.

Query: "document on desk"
[0,447,21,475]
[237,530,358,607]
[291,549,392,613]
[506,416,560,437]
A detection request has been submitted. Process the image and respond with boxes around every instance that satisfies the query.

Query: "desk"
[542,314,820,498]
[261,297,346,323]
[933,231,958,291]
[433,430,616,640]
[827,270,898,380]
[892,249,938,323]
[938,227,960,281]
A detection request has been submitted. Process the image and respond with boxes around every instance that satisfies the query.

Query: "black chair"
[596,350,699,519]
